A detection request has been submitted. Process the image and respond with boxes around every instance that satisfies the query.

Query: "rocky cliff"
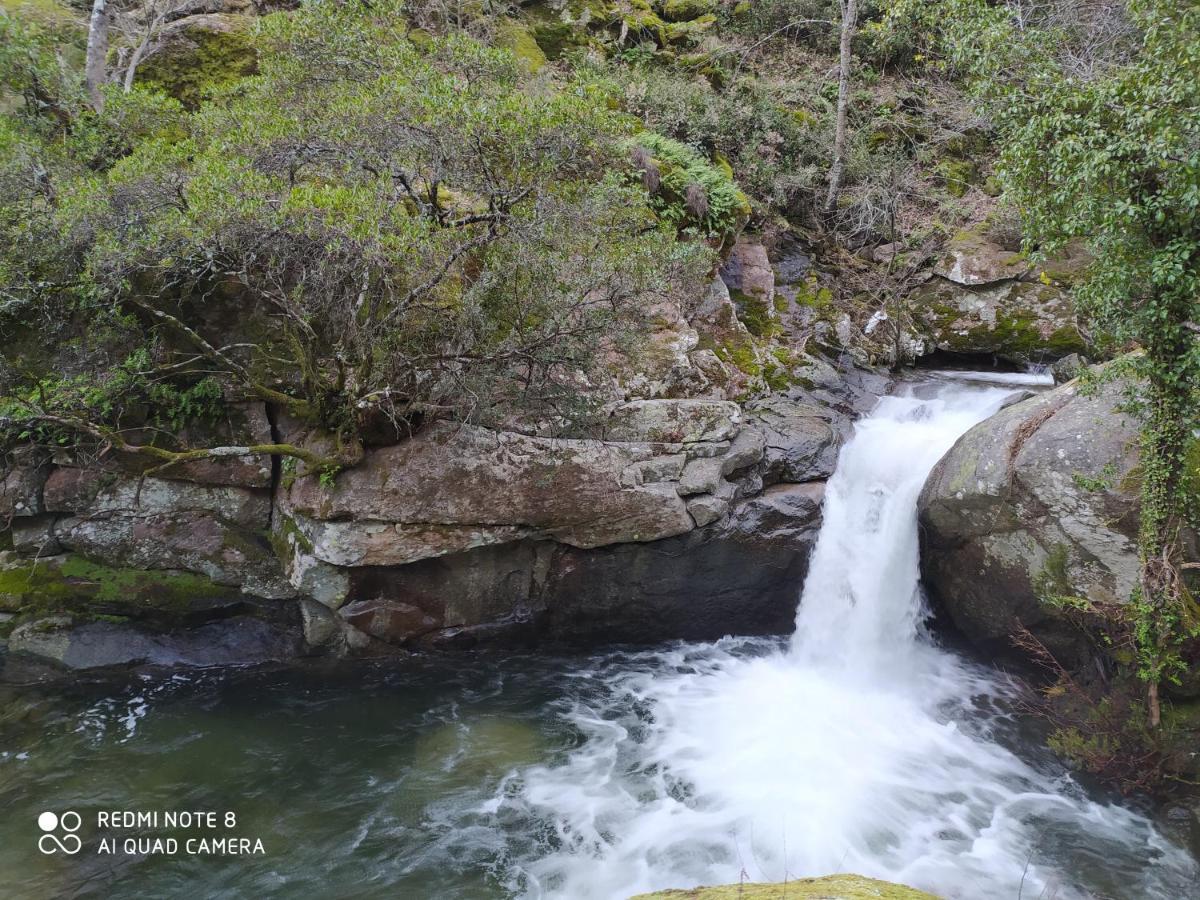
[0,358,882,673]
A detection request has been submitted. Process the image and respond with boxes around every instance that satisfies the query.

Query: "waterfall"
[506,373,1197,900]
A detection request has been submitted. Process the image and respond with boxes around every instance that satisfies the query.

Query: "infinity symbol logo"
[37,811,82,855]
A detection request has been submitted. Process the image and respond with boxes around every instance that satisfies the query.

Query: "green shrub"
[626,131,749,238]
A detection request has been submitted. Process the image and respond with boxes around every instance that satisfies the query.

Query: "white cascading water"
[503,373,1199,900]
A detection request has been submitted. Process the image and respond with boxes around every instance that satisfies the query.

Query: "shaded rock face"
[912,223,1089,365]
[2,375,876,671]
[918,376,1147,665]
[324,482,824,649]
[275,389,859,652]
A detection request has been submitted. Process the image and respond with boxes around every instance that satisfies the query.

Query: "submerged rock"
[7,615,299,670]
[630,874,939,899]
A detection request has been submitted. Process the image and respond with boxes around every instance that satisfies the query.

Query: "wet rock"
[745,396,841,483]
[338,597,441,644]
[918,373,1165,665]
[298,597,342,650]
[686,495,728,527]
[8,615,300,670]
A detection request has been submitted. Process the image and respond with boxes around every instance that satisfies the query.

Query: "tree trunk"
[85,0,110,113]
[823,0,857,220]
[123,34,153,93]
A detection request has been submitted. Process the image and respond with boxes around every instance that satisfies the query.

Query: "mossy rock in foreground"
[631,874,940,900]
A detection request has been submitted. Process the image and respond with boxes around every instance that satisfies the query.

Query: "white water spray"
[502,372,1198,900]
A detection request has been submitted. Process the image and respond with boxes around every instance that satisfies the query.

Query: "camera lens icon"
[37,811,82,855]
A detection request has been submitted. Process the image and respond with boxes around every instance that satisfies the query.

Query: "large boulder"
[322,481,825,650]
[912,222,1089,364]
[918,376,1147,664]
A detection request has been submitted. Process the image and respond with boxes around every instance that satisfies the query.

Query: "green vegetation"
[626,131,750,238]
[880,0,1200,784]
[0,0,711,470]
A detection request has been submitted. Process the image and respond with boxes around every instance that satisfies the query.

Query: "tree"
[0,0,710,475]
[883,0,1199,727]
[823,0,857,218]
[85,0,110,112]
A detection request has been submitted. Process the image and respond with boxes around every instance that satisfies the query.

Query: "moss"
[937,157,978,197]
[660,0,716,22]
[699,328,761,377]
[529,19,586,59]
[791,107,817,128]
[407,27,434,51]
[792,277,834,311]
[937,306,1087,360]
[137,21,257,110]
[663,13,716,45]
[0,554,228,620]
[269,512,314,564]
[631,874,939,900]
[763,348,801,391]
[1034,543,1075,600]
[496,19,548,72]
[730,289,780,339]
[621,0,668,45]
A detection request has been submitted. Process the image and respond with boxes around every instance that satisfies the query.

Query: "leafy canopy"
[0,0,710,455]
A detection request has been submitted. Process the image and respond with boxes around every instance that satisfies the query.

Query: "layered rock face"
[1,382,862,671]
[918,375,1152,666]
[277,395,847,655]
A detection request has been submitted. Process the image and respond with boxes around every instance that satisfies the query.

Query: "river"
[1,373,1196,898]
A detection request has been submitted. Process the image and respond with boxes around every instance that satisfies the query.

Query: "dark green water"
[1,642,1196,900]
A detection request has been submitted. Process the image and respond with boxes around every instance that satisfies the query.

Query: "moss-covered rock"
[0,551,235,622]
[914,220,1088,364]
[136,15,257,109]
[631,874,940,900]
[496,19,548,72]
[662,12,715,45]
[659,0,716,22]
